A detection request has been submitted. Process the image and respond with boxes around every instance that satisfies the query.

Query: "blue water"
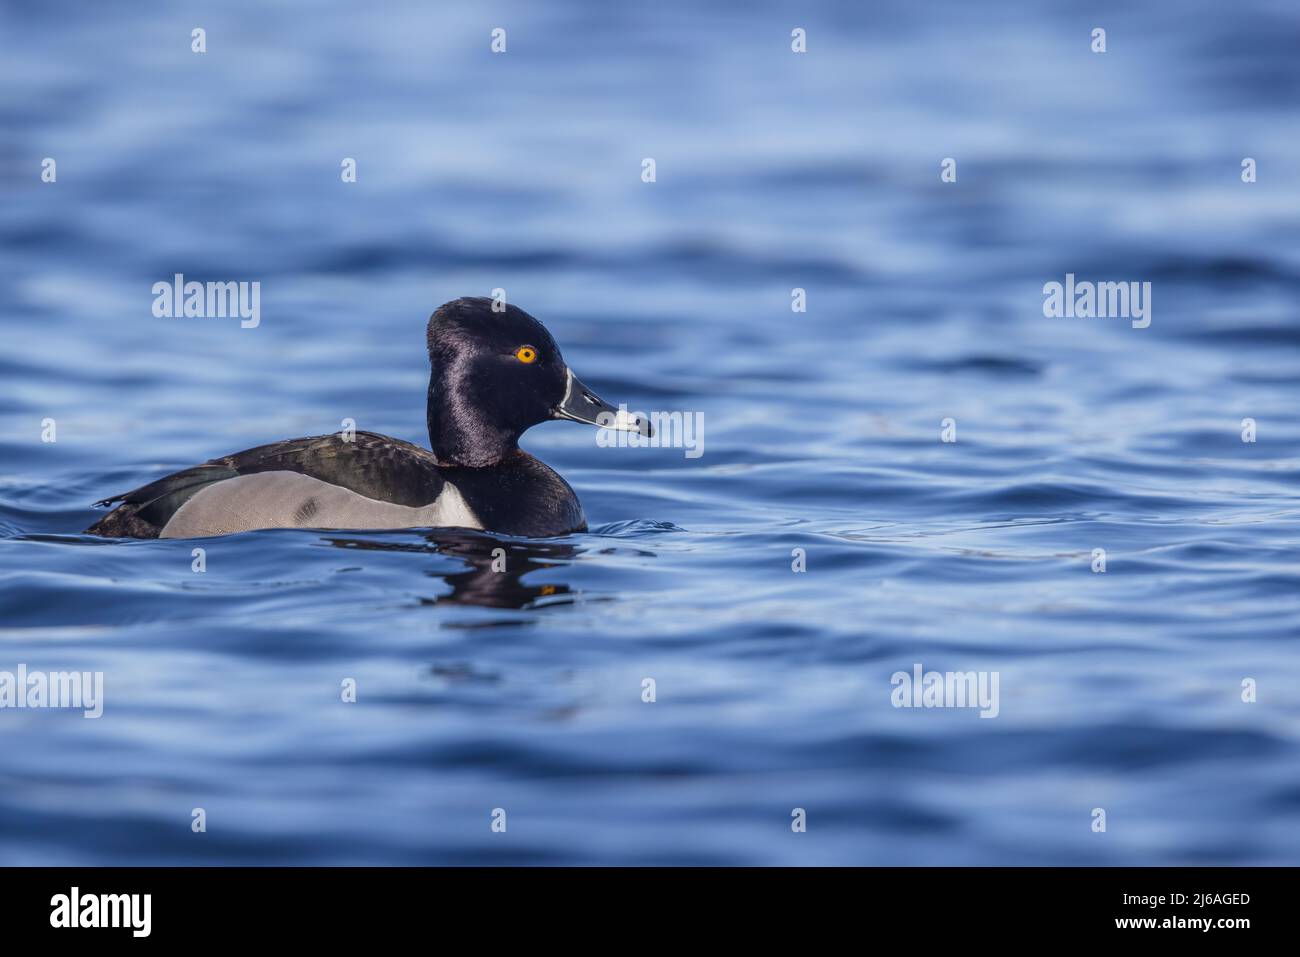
[2,0,1299,865]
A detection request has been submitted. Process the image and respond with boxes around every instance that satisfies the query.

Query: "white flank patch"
[160,471,481,538]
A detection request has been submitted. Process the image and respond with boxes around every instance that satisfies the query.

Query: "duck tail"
[85,501,163,538]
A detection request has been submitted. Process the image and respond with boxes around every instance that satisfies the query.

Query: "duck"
[85,297,651,539]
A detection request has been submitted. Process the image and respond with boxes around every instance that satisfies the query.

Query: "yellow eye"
[515,345,538,364]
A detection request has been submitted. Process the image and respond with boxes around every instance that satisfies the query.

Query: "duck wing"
[86,432,446,538]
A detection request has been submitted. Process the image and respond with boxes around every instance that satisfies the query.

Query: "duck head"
[425,297,651,467]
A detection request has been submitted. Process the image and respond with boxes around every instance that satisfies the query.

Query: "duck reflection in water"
[322,528,576,610]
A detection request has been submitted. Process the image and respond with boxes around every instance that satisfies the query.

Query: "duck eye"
[514,345,538,364]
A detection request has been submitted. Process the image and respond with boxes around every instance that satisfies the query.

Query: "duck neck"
[426,374,519,467]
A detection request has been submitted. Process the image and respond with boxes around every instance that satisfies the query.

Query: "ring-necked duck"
[85,297,651,539]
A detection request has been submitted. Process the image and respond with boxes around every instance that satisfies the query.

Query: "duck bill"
[552,368,653,437]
